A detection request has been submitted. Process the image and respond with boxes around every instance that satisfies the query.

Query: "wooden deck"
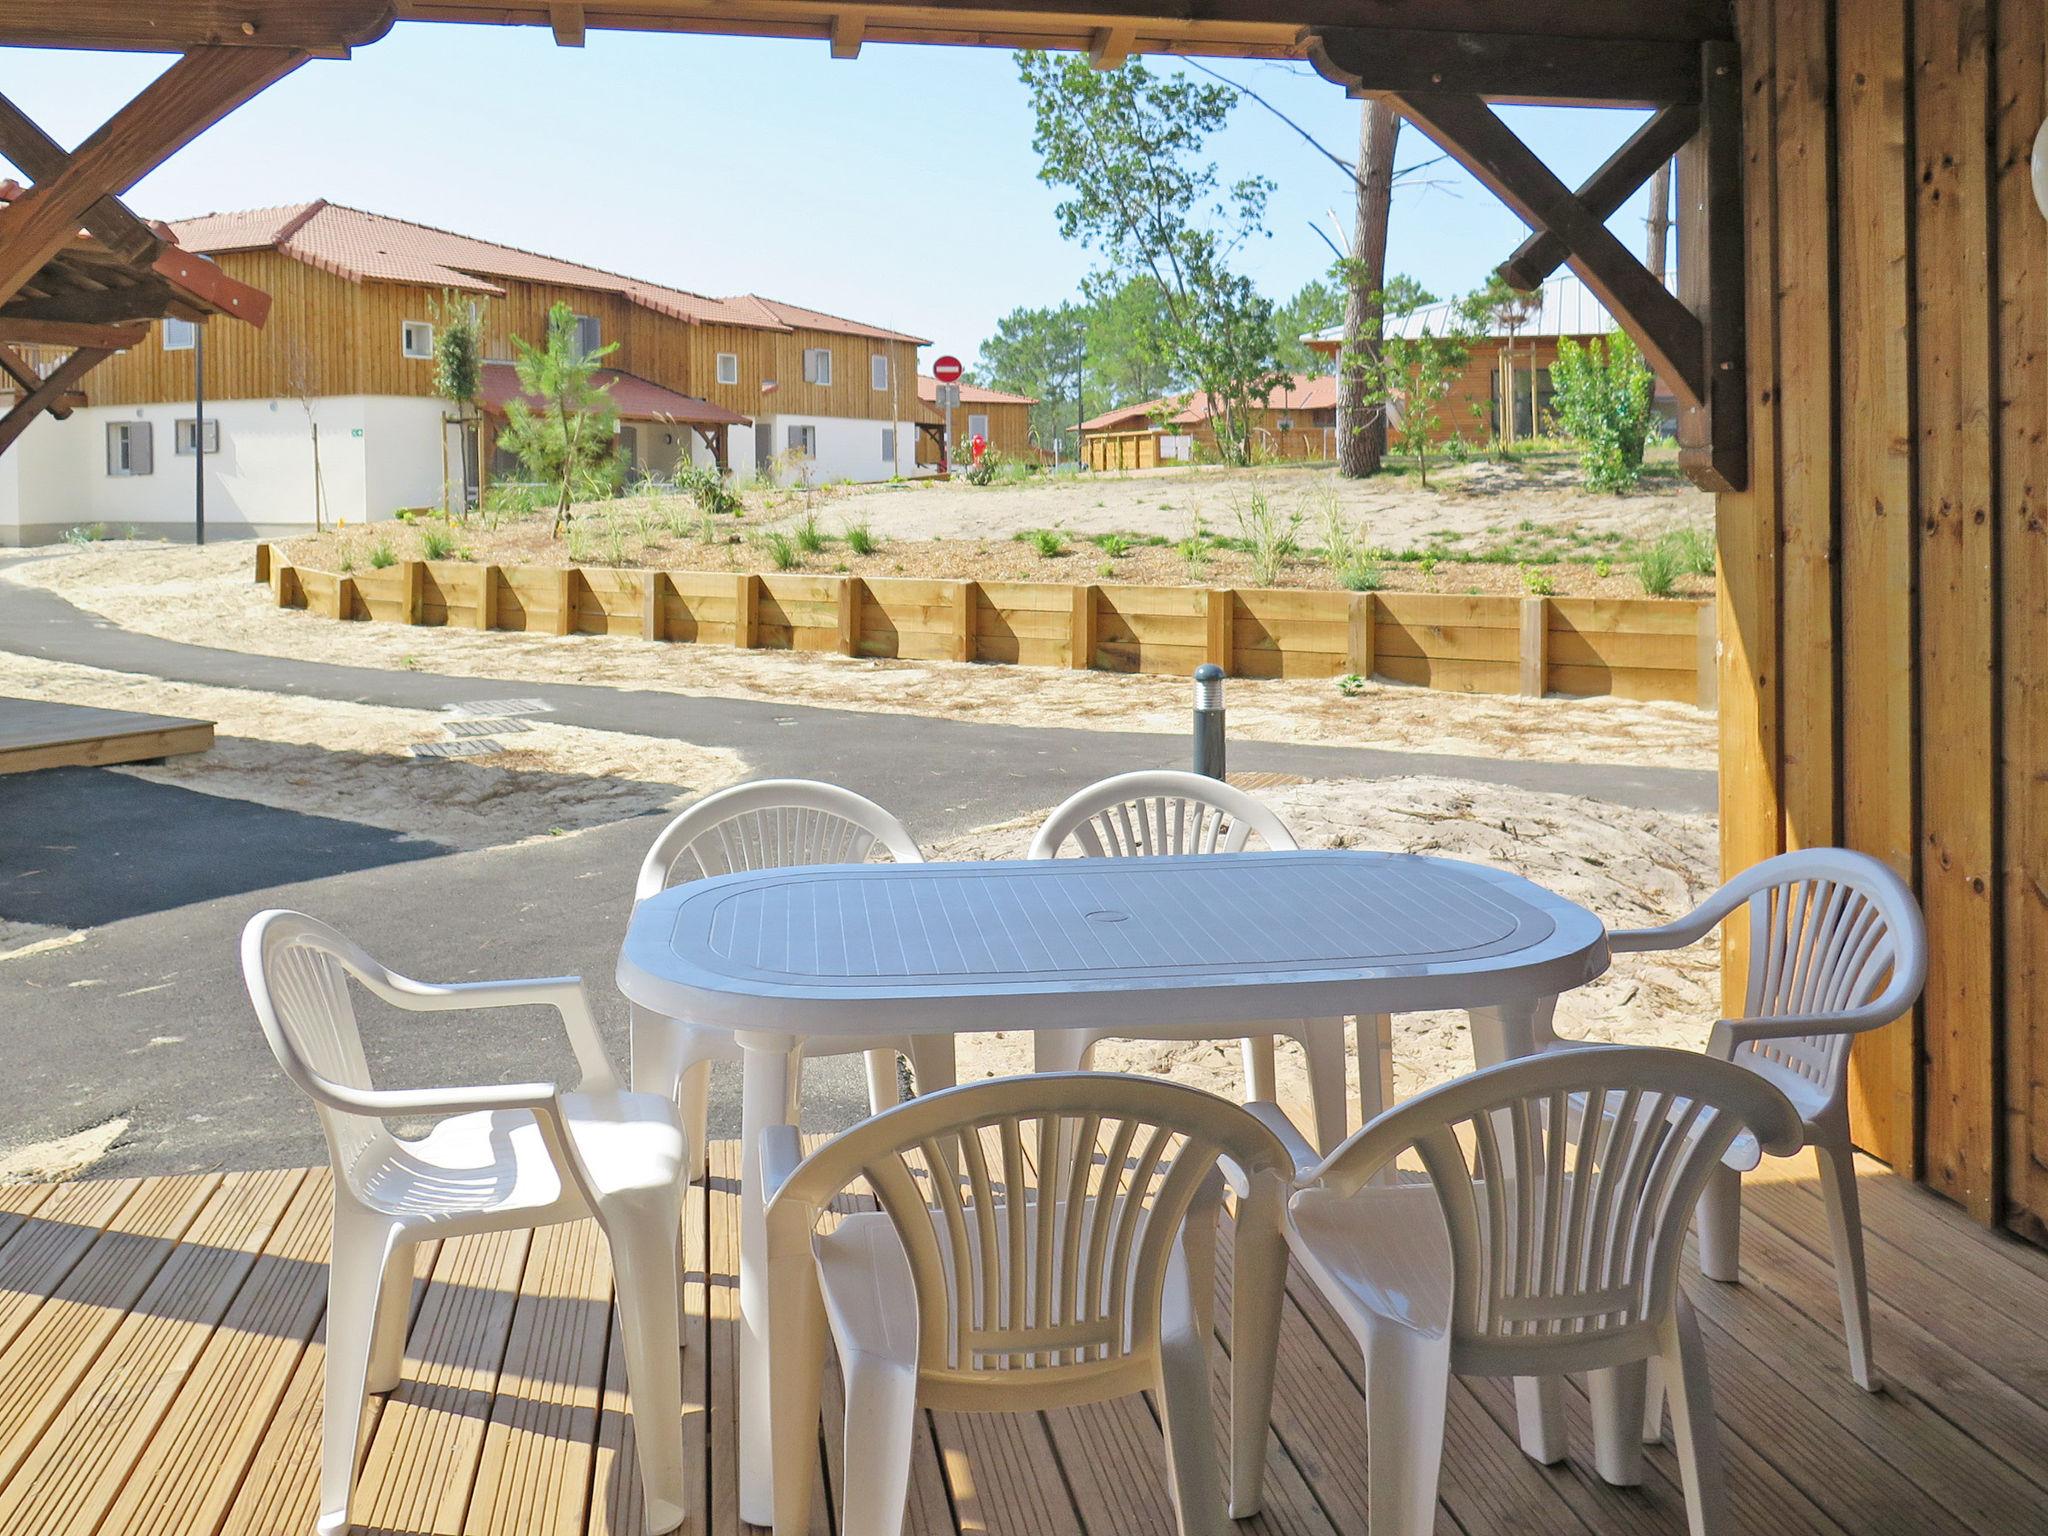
[0,1141,2042,1536]
[0,697,212,775]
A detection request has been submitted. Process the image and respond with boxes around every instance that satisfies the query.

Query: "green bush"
[1635,537,1682,597]
[844,517,880,557]
[1521,565,1558,597]
[1093,532,1133,559]
[760,530,800,570]
[369,541,396,569]
[795,510,827,555]
[1026,526,1068,559]
[419,526,457,561]
[1669,524,1715,577]
[965,447,1003,487]
[1550,331,1655,493]
[677,461,743,518]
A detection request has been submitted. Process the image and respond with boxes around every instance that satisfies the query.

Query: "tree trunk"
[1646,158,1673,280]
[1338,99,1400,478]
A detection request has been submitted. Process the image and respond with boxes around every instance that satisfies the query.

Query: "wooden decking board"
[0,697,214,775]
[0,1150,2039,1535]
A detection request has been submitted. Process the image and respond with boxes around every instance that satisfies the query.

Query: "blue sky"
[0,24,1659,371]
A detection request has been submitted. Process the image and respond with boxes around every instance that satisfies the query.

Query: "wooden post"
[1694,601,1718,710]
[734,572,760,649]
[253,542,271,584]
[475,565,499,630]
[402,559,424,625]
[275,564,297,609]
[1070,583,1097,670]
[838,575,862,656]
[951,579,975,663]
[1204,587,1234,672]
[642,572,664,642]
[1519,596,1549,696]
[332,575,355,623]
[555,568,575,637]
[1347,591,1377,678]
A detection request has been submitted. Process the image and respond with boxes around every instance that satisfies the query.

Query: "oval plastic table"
[617,848,1609,1527]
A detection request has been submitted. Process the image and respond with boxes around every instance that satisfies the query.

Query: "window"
[618,424,639,468]
[802,347,832,386]
[967,413,990,443]
[870,353,889,391]
[715,352,739,386]
[573,313,602,358]
[106,421,153,476]
[786,424,817,458]
[162,318,196,352]
[401,320,434,359]
[880,427,895,462]
[174,418,221,455]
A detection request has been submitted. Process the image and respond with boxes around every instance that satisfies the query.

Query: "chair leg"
[678,1058,713,1190]
[1158,1327,1227,1536]
[862,1049,902,1115]
[837,1355,920,1536]
[603,1202,688,1535]
[1226,1189,1289,1520]
[1364,1324,1451,1536]
[1242,1033,1280,1104]
[1034,1028,1095,1074]
[1659,1295,1730,1536]
[320,1209,402,1536]
[1814,1129,1880,1391]
[767,1246,830,1536]
[1642,1356,1666,1443]
[1299,1019,1350,1153]
[1587,1362,1648,1486]
[1512,1376,1567,1464]
[1697,1160,1742,1283]
[368,1238,417,1394]
[1359,1014,1396,1125]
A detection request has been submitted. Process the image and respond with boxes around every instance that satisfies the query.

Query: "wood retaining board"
[259,548,1713,706]
[0,698,214,776]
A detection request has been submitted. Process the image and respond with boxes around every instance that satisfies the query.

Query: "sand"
[0,648,748,851]
[11,544,1717,772]
[924,774,1720,1116]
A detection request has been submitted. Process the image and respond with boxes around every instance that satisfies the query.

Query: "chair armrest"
[1609,918,1714,954]
[759,1124,807,1206]
[1709,1004,1907,1053]
[363,972,620,1092]
[302,1075,559,1121]
[1244,1102,1320,1182]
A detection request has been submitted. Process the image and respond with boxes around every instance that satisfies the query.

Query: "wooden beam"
[1499,103,1701,289]
[830,9,865,57]
[0,342,35,392]
[0,1,395,53]
[0,46,307,312]
[1384,91,1709,410]
[549,3,584,45]
[151,247,272,326]
[0,94,158,264]
[3,286,189,325]
[0,345,107,455]
[0,318,146,348]
[1089,26,1135,68]
[1675,41,1748,492]
[1304,27,1700,107]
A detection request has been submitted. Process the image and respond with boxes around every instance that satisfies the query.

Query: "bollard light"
[1192,663,1226,780]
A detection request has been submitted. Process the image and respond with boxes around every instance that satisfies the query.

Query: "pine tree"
[498,301,620,535]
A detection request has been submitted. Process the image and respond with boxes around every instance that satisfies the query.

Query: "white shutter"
[105,423,123,474]
[871,353,888,390]
[131,422,153,474]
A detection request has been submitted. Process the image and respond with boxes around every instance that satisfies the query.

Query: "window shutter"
[871,354,888,390]
[881,427,895,460]
[105,423,121,474]
[131,422,153,475]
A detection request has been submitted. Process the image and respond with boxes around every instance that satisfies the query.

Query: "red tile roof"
[479,362,751,427]
[1081,372,1336,432]
[167,202,926,342]
[916,374,1038,406]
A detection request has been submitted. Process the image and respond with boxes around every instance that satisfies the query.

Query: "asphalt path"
[0,558,1715,1177]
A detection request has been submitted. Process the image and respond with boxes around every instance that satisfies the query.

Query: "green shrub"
[1669,524,1715,577]
[369,541,396,569]
[1336,673,1370,697]
[677,461,743,517]
[419,526,457,561]
[1027,526,1067,559]
[1594,556,1613,579]
[1093,532,1133,559]
[59,523,108,546]
[844,516,879,557]
[1235,488,1301,588]
[760,530,800,571]
[1550,331,1656,493]
[1635,537,1682,597]
[1521,565,1558,597]
[965,447,1003,487]
[795,510,828,555]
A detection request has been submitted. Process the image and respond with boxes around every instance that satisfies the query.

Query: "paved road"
[0,559,1716,1178]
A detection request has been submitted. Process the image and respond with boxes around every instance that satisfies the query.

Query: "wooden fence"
[1082,430,1165,472]
[255,545,1715,705]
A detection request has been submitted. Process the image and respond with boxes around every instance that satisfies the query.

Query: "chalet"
[1079,372,1337,468]
[912,375,1040,466]
[5,201,929,537]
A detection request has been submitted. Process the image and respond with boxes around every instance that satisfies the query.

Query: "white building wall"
[0,394,448,545]
[758,414,915,484]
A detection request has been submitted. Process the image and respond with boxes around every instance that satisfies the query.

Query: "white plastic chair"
[1028,769,1379,1152]
[1572,849,1926,1391]
[241,910,687,1536]
[629,779,955,1184]
[1253,1046,1801,1536]
[761,1072,1296,1536]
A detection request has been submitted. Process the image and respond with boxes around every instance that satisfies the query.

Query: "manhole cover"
[444,697,555,719]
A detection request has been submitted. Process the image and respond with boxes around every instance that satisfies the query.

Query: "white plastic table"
[617,849,1609,1526]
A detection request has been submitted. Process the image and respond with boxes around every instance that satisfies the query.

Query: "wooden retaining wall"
[257,547,1714,705]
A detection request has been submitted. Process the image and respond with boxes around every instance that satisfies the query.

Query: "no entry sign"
[932,355,963,383]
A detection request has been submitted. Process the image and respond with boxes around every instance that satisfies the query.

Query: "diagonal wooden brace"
[0,93,159,265]
[0,344,112,455]
[1499,103,1701,290]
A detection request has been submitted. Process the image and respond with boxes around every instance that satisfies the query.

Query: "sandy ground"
[923,775,1719,1120]
[13,544,1717,772]
[0,648,747,851]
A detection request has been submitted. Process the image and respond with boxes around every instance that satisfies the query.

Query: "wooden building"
[1081,372,1339,465]
[9,1,2048,1243]
[913,373,1040,466]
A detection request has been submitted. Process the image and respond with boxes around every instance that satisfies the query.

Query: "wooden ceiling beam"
[0,97,160,266]
[1305,27,1699,108]
[829,10,865,58]
[0,345,111,456]
[550,4,586,44]
[1089,25,1136,69]
[0,318,148,349]
[1499,102,1701,289]
[0,45,307,313]
[0,1,395,55]
[1,285,188,325]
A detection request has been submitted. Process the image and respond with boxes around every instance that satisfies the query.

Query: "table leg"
[736,1028,798,1529]
[1466,994,1560,1068]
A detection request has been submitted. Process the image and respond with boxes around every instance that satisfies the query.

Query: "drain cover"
[410,738,505,759]
[444,697,555,719]
[443,717,532,738]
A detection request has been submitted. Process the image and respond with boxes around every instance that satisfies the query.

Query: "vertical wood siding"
[1730,0,2048,1231]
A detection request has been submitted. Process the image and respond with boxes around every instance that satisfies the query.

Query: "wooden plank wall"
[1725,0,2048,1235]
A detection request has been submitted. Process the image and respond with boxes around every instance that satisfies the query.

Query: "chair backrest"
[1722,849,1927,1105]
[1028,769,1299,860]
[635,778,922,901]
[767,1073,1292,1404]
[241,909,391,1187]
[1304,1046,1801,1374]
